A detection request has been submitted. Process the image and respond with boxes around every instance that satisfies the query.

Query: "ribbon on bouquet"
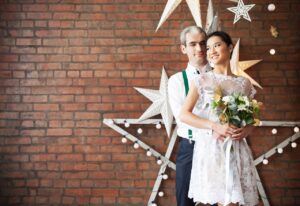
[222,137,244,205]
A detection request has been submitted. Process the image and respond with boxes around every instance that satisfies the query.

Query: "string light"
[133,141,139,149]
[162,173,168,180]
[158,191,164,197]
[277,147,283,154]
[157,157,162,165]
[271,128,277,134]
[146,149,152,157]
[124,120,130,128]
[151,202,157,206]
[156,122,162,129]
[121,136,127,143]
[294,126,299,133]
[137,128,143,134]
[267,3,276,11]
[291,142,297,148]
[107,119,114,125]
[269,49,276,55]
[263,157,269,165]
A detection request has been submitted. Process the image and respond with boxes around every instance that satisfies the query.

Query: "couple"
[168,26,259,206]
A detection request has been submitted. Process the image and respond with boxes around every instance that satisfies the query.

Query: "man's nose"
[195,43,203,51]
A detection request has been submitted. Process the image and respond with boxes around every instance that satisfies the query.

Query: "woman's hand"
[212,123,235,138]
[231,125,254,140]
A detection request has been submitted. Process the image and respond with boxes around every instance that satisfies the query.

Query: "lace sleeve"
[243,78,256,99]
[192,74,205,101]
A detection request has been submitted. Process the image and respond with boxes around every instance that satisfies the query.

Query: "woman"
[180,31,259,206]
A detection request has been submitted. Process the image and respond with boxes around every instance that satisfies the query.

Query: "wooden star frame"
[103,118,300,206]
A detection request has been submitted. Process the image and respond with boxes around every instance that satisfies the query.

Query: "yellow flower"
[214,93,221,102]
[214,87,222,101]
[219,113,227,124]
[253,118,260,126]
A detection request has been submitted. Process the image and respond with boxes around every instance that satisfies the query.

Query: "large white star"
[156,0,202,31]
[230,39,262,88]
[134,67,173,137]
[227,0,255,24]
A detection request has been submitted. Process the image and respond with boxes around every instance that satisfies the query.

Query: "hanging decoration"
[227,0,255,24]
[156,0,202,31]
[270,25,279,38]
[230,39,263,88]
[134,67,173,137]
[103,118,300,206]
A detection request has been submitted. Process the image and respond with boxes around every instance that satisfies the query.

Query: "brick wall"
[0,0,299,205]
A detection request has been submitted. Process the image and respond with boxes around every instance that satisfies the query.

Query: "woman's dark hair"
[207,31,233,46]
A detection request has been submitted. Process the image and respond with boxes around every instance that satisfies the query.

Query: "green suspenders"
[181,70,193,143]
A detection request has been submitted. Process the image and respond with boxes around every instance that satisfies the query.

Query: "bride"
[180,31,259,206]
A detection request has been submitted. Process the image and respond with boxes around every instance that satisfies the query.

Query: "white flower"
[222,95,234,105]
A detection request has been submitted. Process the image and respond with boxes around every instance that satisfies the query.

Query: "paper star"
[227,0,255,24]
[230,39,262,88]
[134,67,173,137]
[156,0,202,32]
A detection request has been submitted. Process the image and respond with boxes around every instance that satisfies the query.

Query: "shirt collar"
[186,62,209,75]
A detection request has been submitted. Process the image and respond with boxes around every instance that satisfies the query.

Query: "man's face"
[181,32,207,67]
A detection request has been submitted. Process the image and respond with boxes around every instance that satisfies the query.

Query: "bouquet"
[212,92,262,128]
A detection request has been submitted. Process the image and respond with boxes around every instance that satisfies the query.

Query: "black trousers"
[176,137,195,206]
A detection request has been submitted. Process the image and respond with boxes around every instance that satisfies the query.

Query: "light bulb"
[151,202,157,206]
[107,119,114,125]
[270,49,276,55]
[133,142,139,149]
[156,123,161,129]
[146,149,152,157]
[124,121,130,128]
[137,128,143,134]
[263,158,269,165]
[291,142,297,148]
[268,3,276,11]
[162,174,168,180]
[271,128,277,134]
[294,126,299,133]
[157,158,162,165]
[158,191,164,197]
[277,148,283,154]
[121,137,127,143]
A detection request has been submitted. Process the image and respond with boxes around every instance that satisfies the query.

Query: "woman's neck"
[213,62,231,75]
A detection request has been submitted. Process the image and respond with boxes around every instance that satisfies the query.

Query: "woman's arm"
[179,82,235,138]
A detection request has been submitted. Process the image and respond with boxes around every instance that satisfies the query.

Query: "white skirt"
[188,133,259,206]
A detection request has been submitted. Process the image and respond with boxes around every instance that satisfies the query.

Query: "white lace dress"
[188,71,259,206]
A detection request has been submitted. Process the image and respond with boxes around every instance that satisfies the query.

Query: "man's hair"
[180,26,207,46]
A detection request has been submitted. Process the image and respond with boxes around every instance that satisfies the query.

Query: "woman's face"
[206,36,232,65]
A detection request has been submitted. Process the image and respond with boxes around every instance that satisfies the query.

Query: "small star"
[227,0,255,24]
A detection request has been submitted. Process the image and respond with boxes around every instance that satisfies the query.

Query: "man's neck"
[189,62,207,72]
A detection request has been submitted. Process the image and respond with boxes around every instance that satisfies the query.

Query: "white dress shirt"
[168,63,212,141]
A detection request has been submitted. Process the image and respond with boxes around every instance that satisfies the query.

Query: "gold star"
[230,39,262,88]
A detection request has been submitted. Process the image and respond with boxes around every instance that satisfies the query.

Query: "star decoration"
[156,0,202,31]
[134,67,173,137]
[230,39,263,88]
[227,0,255,24]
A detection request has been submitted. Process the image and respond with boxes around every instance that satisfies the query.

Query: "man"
[168,26,211,206]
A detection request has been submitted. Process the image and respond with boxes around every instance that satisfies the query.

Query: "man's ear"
[181,44,187,54]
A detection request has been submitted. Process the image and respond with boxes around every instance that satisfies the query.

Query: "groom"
[168,26,213,206]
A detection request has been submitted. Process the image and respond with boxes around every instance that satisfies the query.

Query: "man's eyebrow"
[187,40,206,44]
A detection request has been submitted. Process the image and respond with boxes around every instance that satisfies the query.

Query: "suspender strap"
[181,70,193,142]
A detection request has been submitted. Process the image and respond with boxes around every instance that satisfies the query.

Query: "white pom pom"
[162,174,168,180]
[271,128,277,134]
[133,142,139,149]
[121,137,127,143]
[156,123,161,129]
[157,159,162,165]
[146,150,152,157]
[137,128,143,134]
[268,3,276,11]
[158,191,164,197]
[151,203,157,206]
[277,148,283,154]
[124,122,130,128]
[263,158,269,165]
[291,142,297,148]
[294,127,299,133]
